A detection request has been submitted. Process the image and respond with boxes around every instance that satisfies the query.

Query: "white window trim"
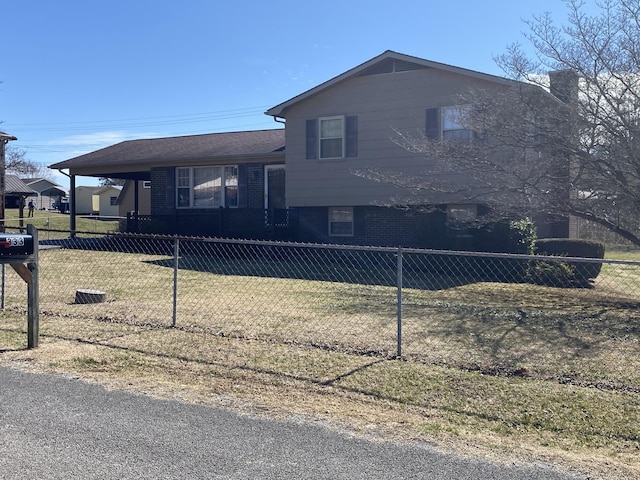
[264,164,285,209]
[176,165,239,209]
[328,206,354,236]
[319,115,345,160]
[441,105,472,140]
[446,204,477,224]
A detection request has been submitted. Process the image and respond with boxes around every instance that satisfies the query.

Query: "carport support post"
[27,225,39,349]
[69,174,76,238]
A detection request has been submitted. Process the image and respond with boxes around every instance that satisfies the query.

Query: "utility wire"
[6,105,274,133]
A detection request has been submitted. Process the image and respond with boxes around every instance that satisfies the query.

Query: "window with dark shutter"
[425,108,440,140]
[308,115,356,159]
[319,117,344,158]
[175,166,240,208]
[306,119,317,159]
[442,106,472,141]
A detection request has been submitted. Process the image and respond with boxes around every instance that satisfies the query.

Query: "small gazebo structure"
[5,175,37,207]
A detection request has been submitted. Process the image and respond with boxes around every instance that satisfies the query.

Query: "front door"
[264,165,285,210]
[264,165,286,228]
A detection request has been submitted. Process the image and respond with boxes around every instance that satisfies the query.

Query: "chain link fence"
[2,231,639,366]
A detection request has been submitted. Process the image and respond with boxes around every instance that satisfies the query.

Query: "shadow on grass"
[401,299,640,387]
[40,236,497,290]
[42,235,609,291]
[144,255,485,291]
[28,328,640,445]
[36,328,388,391]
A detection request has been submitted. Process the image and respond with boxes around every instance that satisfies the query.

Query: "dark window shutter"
[237,164,248,208]
[306,119,317,159]
[345,115,358,157]
[425,108,440,140]
[165,167,175,209]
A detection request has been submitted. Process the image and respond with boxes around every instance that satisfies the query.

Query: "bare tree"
[6,147,50,179]
[99,178,126,187]
[372,0,640,246]
[383,82,574,218]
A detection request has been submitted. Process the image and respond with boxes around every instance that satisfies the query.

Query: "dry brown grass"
[1,246,640,479]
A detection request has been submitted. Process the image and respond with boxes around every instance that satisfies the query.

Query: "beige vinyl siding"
[284,68,501,207]
[94,187,121,217]
[74,186,97,215]
[118,180,151,216]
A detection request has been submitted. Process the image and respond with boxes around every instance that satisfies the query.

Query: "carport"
[48,141,151,236]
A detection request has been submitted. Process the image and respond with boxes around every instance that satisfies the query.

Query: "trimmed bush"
[473,219,536,282]
[476,218,537,254]
[526,260,578,287]
[534,238,605,286]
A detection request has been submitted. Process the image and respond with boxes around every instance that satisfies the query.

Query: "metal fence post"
[172,237,179,327]
[397,246,403,358]
[1,264,5,310]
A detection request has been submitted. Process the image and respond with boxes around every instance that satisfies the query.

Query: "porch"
[122,208,297,240]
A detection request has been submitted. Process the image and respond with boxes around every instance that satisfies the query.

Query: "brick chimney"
[549,69,579,105]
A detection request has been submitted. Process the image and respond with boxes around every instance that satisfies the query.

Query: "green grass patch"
[3,209,119,238]
[1,243,640,477]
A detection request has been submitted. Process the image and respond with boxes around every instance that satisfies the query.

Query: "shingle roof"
[0,131,17,141]
[50,129,285,170]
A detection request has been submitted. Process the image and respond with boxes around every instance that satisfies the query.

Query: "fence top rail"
[98,232,640,267]
[77,215,126,221]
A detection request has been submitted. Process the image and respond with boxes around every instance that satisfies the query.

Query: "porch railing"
[123,208,297,240]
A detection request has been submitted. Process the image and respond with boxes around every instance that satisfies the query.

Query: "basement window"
[328,207,354,236]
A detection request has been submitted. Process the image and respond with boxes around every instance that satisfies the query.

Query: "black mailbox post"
[0,234,34,259]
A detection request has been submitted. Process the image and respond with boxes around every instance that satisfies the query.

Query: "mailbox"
[0,234,34,258]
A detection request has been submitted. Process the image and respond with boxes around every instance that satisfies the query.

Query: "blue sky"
[1,0,593,188]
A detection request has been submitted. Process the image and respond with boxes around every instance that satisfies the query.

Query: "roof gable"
[23,177,60,187]
[265,50,516,118]
[22,177,67,194]
[94,185,122,195]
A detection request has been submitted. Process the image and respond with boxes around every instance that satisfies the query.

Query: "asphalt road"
[0,366,585,479]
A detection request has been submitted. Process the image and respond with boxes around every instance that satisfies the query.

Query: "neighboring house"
[21,178,67,210]
[5,175,37,209]
[75,186,98,215]
[93,185,122,217]
[117,180,151,217]
[74,185,123,217]
[49,50,571,247]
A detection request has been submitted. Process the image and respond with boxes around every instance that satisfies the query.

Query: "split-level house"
[50,51,571,248]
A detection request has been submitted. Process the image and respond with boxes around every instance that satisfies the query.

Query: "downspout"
[273,116,286,125]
